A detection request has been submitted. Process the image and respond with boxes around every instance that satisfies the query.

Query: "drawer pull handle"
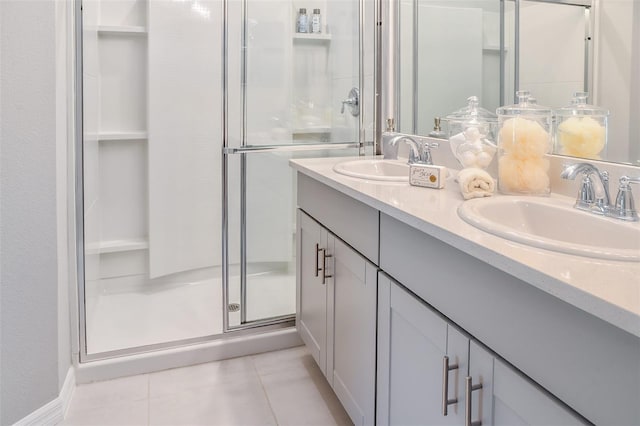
[465,376,483,426]
[322,249,333,285]
[442,356,459,415]
[315,243,322,277]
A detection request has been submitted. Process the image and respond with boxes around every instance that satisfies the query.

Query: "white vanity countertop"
[290,156,640,338]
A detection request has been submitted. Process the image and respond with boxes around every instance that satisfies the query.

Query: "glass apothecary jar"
[446,96,498,170]
[496,91,552,196]
[555,92,608,160]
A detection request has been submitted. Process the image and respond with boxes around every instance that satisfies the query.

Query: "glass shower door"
[224,0,369,328]
[78,0,226,358]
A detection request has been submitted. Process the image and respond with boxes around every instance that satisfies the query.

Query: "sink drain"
[228,303,241,312]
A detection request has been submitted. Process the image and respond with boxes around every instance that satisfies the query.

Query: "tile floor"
[63,346,352,426]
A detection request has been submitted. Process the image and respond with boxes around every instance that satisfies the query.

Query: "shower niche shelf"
[292,126,331,135]
[293,33,332,42]
[86,132,148,142]
[98,25,148,35]
[85,238,149,255]
[82,0,150,282]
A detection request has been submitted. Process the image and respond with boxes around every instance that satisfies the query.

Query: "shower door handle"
[224,142,359,155]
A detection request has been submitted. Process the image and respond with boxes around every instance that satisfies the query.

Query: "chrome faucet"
[382,132,439,165]
[560,163,611,215]
[608,176,640,221]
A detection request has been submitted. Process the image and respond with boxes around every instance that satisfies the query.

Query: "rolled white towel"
[458,168,495,200]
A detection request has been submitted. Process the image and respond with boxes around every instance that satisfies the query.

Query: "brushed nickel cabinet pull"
[442,355,459,415]
[465,376,483,426]
[315,243,321,277]
[322,250,333,285]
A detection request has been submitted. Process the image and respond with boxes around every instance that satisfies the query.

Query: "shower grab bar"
[224,142,362,155]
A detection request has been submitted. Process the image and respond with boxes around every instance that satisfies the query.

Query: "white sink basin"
[333,159,409,182]
[458,196,640,261]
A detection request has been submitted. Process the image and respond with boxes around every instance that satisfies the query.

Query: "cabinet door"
[296,210,328,375]
[377,274,459,426]
[328,236,377,426]
[468,341,587,426]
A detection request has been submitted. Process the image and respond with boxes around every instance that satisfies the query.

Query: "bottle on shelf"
[386,118,395,132]
[311,9,322,33]
[297,8,309,33]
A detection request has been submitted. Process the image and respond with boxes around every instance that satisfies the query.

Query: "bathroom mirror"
[394,0,639,166]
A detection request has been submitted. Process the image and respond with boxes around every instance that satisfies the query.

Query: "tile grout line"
[251,356,280,426]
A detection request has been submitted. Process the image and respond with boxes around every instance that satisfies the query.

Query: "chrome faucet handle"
[420,141,440,165]
[608,176,640,222]
[575,173,596,211]
[561,163,610,214]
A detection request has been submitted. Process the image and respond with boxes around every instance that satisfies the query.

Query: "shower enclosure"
[77,0,375,360]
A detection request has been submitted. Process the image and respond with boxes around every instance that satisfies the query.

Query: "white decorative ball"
[460,151,477,167]
[476,151,493,168]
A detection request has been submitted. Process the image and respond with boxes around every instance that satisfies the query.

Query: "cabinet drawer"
[380,213,639,425]
[297,173,378,264]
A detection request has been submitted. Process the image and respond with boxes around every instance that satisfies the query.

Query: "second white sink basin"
[333,159,409,182]
[458,196,640,261]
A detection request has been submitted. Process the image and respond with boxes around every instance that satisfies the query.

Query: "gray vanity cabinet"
[379,212,637,425]
[328,235,377,426]
[377,272,468,426]
[377,273,586,426]
[294,172,638,425]
[296,209,330,375]
[296,209,377,426]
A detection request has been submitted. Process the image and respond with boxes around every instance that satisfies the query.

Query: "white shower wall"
[147,0,222,279]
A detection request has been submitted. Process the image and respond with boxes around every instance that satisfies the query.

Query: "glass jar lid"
[555,92,609,117]
[446,96,498,125]
[496,90,552,116]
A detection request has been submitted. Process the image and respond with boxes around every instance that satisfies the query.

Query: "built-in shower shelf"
[292,127,331,135]
[483,45,507,52]
[293,33,332,42]
[86,132,148,142]
[86,238,149,255]
[98,26,148,35]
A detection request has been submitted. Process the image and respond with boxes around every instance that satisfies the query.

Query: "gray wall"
[1,1,61,424]
[55,0,73,393]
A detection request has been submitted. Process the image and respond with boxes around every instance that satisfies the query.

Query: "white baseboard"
[59,368,76,419]
[13,368,76,426]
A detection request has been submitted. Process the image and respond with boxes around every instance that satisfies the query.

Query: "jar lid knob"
[572,92,589,105]
[515,90,530,104]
